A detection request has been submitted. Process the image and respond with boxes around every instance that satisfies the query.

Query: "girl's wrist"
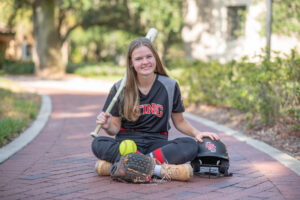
[101,123,110,131]
[192,130,199,138]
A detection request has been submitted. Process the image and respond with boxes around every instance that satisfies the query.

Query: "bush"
[2,60,35,74]
[67,62,125,81]
[174,49,300,125]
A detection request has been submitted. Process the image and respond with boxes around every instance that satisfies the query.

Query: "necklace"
[139,74,156,94]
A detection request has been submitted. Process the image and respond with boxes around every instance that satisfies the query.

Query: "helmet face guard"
[191,138,231,178]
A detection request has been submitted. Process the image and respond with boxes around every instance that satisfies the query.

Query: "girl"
[91,37,219,181]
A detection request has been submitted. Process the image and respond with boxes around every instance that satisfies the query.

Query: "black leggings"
[91,131,199,164]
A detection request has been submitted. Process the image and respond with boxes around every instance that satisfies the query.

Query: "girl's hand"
[96,112,111,130]
[194,131,220,143]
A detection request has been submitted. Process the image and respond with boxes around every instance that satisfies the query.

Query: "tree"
[266,0,272,59]
[130,0,184,62]
[272,0,300,38]
[32,0,64,78]
[69,0,184,65]
[11,0,143,78]
[9,0,184,78]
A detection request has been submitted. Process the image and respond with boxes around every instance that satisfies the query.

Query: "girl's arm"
[96,112,121,136]
[171,112,220,142]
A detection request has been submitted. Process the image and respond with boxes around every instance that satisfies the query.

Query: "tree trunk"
[266,0,273,59]
[32,0,65,79]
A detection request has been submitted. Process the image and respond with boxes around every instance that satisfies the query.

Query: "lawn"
[0,78,41,147]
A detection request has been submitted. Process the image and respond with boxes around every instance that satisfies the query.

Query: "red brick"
[0,87,299,200]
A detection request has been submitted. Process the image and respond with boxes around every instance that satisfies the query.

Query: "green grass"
[67,62,125,81]
[67,62,189,82]
[0,78,40,147]
[82,74,124,82]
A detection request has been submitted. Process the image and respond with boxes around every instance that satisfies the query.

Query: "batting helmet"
[191,138,231,177]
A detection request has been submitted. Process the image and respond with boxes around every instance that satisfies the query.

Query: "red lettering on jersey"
[156,104,163,117]
[146,103,156,114]
[138,105,147,115]
[139,103,163,117]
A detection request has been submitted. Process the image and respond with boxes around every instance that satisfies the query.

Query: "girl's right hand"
[96,112,111,130]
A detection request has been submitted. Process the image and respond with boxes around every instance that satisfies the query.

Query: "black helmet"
[191,138,231,177]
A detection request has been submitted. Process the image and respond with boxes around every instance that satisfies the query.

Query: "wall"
[182,0,300,62]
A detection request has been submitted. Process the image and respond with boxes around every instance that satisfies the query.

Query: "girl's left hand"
[194,131,220,143]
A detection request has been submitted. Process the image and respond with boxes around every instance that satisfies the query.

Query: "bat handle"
[90,124,102,138]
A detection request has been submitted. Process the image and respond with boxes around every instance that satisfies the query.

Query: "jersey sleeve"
[172,82,185,113]
[102,84,120,117]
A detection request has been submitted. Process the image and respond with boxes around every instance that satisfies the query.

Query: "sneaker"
[95,160,112,176]
[160,163,193,181]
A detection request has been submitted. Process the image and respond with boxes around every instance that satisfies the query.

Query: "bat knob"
[90,132,98,138]
[146,28,158,42]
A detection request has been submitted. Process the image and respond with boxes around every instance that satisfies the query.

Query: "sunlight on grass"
[84,75,123,82]
[68,62,185,83]
[67,62,125,82]
[0,78,41,147]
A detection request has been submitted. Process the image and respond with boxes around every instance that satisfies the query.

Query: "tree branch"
[61,23,80,43]
[61,1,146,43]
[57,8,66,36]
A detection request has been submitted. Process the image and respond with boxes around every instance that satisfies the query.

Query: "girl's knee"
[173,137,198,153]
[174,137,197,144]
[91,136,120,163]
[92,136,113,146]
[161,137,198,164]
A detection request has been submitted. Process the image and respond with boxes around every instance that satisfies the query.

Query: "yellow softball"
[119,140,137,156]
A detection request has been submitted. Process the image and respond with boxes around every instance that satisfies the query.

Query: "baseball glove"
[110,153,156,183]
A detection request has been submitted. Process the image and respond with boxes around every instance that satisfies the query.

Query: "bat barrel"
[146,28,158,42]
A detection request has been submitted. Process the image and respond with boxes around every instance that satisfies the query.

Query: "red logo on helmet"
[206,142,216,152]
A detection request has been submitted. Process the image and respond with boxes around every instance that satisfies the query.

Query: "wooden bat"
[90,28,158,138]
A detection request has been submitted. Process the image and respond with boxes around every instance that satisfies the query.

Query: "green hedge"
[1,60,35,74]
[67,62,125,81]
[171,49,300,125]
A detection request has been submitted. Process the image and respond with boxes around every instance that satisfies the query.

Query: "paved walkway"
[0,76,300,200]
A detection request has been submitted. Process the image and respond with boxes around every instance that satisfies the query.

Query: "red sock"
[153,148,164,164]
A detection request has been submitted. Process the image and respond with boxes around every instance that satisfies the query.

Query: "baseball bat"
[90,28,158,138]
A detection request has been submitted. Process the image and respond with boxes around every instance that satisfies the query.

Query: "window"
[227,6,246,40]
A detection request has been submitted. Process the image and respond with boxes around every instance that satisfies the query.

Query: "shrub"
[2,60,35,74]
[67,62,125,81]
[174,49,300,125]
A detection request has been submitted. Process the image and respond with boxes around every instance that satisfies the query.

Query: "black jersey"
[102,74,185,133]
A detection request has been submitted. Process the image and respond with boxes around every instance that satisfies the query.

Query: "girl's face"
[131,45,156,76]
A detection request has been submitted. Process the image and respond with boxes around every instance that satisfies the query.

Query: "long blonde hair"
[121,37,168,121]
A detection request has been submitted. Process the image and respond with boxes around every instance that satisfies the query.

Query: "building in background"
[0,24,15,67]
[182,0,300,62]
[0,22,33,67]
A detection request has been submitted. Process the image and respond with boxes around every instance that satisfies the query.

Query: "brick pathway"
[0,85,300,200]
